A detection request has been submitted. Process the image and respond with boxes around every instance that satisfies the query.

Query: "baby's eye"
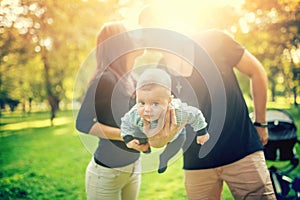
[138,102,145,106]
[152,102,159,107]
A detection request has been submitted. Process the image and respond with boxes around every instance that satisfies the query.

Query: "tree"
[237,0,300,104]
[0,0,120,124]
[0,1,36,114]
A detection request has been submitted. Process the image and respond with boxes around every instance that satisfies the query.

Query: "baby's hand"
[196,133,210,145]
[126,139,140,149]
[126,139,150,152]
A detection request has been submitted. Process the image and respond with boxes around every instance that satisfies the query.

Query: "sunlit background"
[1,0,299,116]
[120,0,245,32]
[1,0,300,199]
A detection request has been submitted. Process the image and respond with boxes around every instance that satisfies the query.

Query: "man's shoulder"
[192,29,228,38]
[191,29,242,57]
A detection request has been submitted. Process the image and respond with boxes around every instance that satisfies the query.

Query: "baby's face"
[136,85,171,122]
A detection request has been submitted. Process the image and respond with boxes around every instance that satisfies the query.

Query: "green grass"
[0,106,299,199]
[0,110,90,199]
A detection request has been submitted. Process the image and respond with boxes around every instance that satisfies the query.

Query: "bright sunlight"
[121,0,245,34]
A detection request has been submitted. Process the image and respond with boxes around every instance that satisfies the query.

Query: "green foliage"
[0,0,120,112]
[1,0,300,112]
[237,0,300,103]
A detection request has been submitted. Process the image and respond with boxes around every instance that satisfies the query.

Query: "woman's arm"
[88,120,150,151]
[89,122,122,140]
[79,112,150,151]
[76,75,123,140]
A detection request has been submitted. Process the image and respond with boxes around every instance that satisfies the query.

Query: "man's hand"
[255,127,268,146]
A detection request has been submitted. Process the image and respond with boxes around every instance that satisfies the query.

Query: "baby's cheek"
[137,108,143,117]
[152,108,164,117]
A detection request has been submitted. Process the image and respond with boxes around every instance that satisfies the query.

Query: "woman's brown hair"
[92,22,133,81]
[89,21,137,95]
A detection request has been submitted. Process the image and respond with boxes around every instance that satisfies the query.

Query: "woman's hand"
[145,106,187,148]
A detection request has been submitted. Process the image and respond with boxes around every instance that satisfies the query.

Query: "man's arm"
[236,50,268,145]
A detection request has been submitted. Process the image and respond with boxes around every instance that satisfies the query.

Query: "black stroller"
[263,109,300,199]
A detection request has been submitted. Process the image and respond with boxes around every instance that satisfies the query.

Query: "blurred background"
[1,0,299,115]
[0,0,299,199]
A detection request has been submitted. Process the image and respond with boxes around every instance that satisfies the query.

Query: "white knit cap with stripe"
[136,68,171,90]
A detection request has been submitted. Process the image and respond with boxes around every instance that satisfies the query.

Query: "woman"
[76,22,148,200]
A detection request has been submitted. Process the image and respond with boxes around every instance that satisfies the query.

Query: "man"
[137,4,276,199]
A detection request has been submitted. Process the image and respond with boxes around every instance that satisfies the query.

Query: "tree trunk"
[41,47,59,126]
[48,94,59,126]
[28,97,32,114]
[293,86,298,107]
[270,79,276,102]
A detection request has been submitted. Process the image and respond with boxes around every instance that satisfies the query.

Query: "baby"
[121,68,209,173]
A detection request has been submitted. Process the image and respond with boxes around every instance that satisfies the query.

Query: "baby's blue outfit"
[121,98,208,173]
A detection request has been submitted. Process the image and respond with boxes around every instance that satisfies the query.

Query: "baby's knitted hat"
[136,68,171,90]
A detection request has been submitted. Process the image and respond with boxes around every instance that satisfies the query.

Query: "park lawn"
[0,107,299,199]
[0,111,90,199]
